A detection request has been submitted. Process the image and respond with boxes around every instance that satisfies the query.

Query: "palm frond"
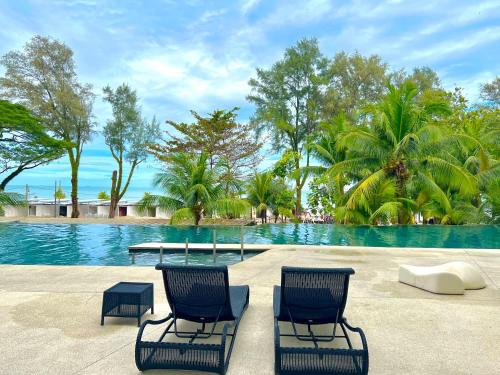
[345,169,387,210]
[423,156,478,197]
[369,201,402,224]
[209,198,250,218]
[170,208,196,225]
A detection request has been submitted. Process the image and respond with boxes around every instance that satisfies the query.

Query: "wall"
[97,206,110,218]
[3,206,27,217]
[156,207,172,219]
[35,205,56,217]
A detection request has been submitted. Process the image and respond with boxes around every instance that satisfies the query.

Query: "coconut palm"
[137,153,248,225]
[246,172,274,223]
[306,114,351,208]
[324,80,481,223]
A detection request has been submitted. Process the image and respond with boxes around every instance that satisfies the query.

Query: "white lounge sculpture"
[399,261,486,295]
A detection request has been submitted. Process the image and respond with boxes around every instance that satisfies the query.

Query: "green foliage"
[54,184,66,200]
[247,37,327,213]
[272,150,298,178]
[0,191,24,215]
[0,100,65,190]
[246,172,274,223]
[306,76,499,224]
[322,52,388,121]
[149,108,261,183]
[480,76,499,106]
[246,172,296,223]
[137,152,249,225]
[0,35,95,218]
[102,83,159,217]
[97,191,110,200]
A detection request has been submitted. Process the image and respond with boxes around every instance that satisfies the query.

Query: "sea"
[6,184,162,202]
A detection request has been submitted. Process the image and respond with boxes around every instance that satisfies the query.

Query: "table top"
[104,282,153,294]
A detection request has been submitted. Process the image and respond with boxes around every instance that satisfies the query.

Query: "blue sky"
[0,0,499,199]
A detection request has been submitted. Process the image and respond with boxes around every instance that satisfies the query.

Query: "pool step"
[128,242,273,253]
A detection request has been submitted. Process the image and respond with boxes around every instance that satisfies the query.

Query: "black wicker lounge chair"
[274,267,368,375]
[135,264,249,375]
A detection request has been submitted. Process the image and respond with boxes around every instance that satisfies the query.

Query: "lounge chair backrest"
[156,264,234,322]
[279,266,355,324]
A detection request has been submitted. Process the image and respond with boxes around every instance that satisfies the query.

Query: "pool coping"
[128,242,500,254]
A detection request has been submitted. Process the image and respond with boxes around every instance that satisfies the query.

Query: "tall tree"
[325,81,467,224]
[0,35,94,217]
[391,66,442,94]
[102,83,159,218]
[149,108,261,181]
[247,37,327,214]
[0,100,65,190]
[322,52,389,121]
[480,76,500,106]
[137,153,248,225]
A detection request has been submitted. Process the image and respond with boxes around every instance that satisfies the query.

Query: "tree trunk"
[0,166,24,190]
[294,154,302,215]
[194,211,202,225]
[70,162,79,218]
[109,170,118,218]
[193,204,203,225]
[295,186,302,216]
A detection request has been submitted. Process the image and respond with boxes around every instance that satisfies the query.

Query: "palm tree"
[0,191,24,215]
[138,153,248,225]
[307,114,350,208]
[324,80,479,224]
[246,172,274,223]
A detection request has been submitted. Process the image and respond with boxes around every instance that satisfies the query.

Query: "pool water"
[0,223,498,266]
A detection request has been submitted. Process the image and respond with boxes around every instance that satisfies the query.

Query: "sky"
[0,0,499,199]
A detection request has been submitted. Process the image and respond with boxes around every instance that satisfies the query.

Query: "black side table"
[101,282,154,326]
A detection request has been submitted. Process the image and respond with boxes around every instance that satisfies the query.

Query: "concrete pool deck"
[1,245,500,374]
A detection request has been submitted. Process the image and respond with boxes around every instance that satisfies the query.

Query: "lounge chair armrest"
[136,313,173,343]
[343,318,369,369]
[274,317,281,374]
[221,322,229,348]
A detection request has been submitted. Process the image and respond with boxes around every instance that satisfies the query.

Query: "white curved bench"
[399,261,486,295]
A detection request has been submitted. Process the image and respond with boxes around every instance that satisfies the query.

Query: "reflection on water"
[0,223,498,266]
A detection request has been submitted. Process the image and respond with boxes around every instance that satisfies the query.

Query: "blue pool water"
[0,223,498,266]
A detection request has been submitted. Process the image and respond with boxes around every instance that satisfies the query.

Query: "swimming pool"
[0,223,498,266]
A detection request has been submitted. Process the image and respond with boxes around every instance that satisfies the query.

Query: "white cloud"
[199,8,227,23]
[442,70,497,101]
[125,44,254,112]
[241,0,261,14]
[263,0,334,26]
[404,26,500,63]
[419,1,500,36]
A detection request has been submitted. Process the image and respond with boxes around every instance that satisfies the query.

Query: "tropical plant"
[137,153,248,225]
[323,80,470,223]
[246,172,274,223]
[269,178,296,223]
[54,184,66,200]
[97,191,110,200]
[305,114,351,216]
